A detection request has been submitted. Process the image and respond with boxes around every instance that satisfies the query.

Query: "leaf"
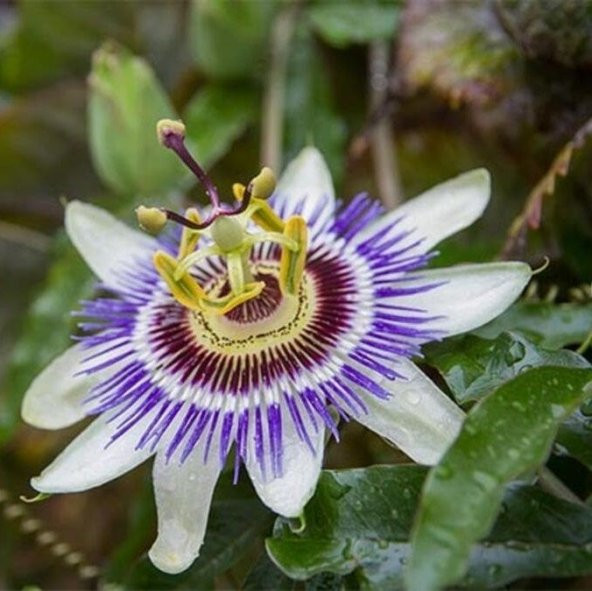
[0,233,94,442]
[88,42,186,198]
[0,0,134,92]
[309,2,400,48]
[183,84,258,169]
[267,465,425,588]
[122,472,273,589]
[556,409,592,471]
[189,0,276,80]
[424,331,590,404]
[474,300,592,349]
[284,24,347,185]
[406,366,592,591]
[267,465,592,589]
[243,553,297,591]
[0,81,99,205]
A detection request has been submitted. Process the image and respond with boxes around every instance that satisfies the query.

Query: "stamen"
[136,206,167,235]
[157,119,220,209]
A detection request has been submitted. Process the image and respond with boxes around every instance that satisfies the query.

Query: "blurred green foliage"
[1,1,592,590]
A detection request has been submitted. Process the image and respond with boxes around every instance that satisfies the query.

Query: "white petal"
[353,168,490,251]
[65,200,156,288]
[395,262,531,337]
[31,412,154,493]
[354,358,464,464]
[149,446,222,575]
[273,147,335,235]
[22,345,93,430]
[246,406,324,518]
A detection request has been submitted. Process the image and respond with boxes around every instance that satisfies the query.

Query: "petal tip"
[148,545,199,575]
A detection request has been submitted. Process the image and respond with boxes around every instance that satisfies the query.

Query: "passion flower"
[22,119,531,574]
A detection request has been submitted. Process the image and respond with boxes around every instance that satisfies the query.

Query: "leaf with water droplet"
[424,331,590,404]
[407,366,592,591]
[266,465,592,590]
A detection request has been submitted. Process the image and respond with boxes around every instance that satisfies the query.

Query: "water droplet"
[378,539,389,549]
[519,364,534,374]
[464,423,477,435]
[488,564,502,576]
[510,401,526,412]
[472,471,498,491]
[435,465,453,480]
[391,508,399,519]
[505,342,526,364]
[581,399,592,417]
[550,403,565,419]
[505,540,528,552]
[507,448,520,460]
[406,390,421,405]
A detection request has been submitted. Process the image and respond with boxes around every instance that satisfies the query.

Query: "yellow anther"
[210,216,245,253]
[136,206,167,235]
[248,167,276,200]
[178,207,201,260]
[201,281,266,315]
[156,118,186,145]
[279,216,308,296]
[232,183,246,200]
[154,251,205,311]
[249,200,285,233]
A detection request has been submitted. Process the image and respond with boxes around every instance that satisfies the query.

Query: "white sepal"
[395,262,531,337]
[31,412,155,493]
[148,444,222,575]
[22,345,93,430]
[65,200,156,288]
[354,358,464,465]
[246,405,324,518]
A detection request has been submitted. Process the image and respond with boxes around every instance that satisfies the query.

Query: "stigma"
[136,119,308,316]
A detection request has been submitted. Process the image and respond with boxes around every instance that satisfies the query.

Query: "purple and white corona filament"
[22,120,531,574]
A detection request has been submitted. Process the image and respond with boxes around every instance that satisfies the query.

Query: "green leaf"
[556,409,592,471]
[309,2,400,48]
[0,81,99,202]
[0,233,93,442]
[474,300,592,349]
[183,84,258,169]
[122,472,273,589]
[88,42,185,198]
[267,465,425,588]
[424,331,590,404]
[284,24,347,185]
[0,0,134,92]
[268,465,592,590]
[407,366,592,591]
[189,0,275,80]
[243,553,296,590]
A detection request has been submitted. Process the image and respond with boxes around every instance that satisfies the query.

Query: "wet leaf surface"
[424,331,590,404]
[268,463,592,590]
[407,366,592,591]
[475,301,592,349]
